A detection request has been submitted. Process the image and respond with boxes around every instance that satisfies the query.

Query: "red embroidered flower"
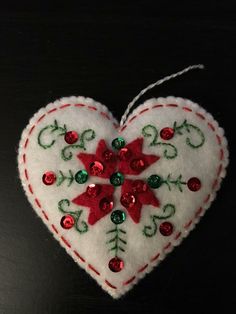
[72,138,160,224]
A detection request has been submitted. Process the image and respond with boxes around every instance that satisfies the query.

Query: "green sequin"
[112,137,125,150]
[111,210,126,224]
[75,170,88,184]
[110,172,124,186]
[147,174,162,188]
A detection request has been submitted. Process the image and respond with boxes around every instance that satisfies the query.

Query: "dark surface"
[0,2,235,314]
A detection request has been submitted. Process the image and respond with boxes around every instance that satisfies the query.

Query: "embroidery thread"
[153,174,187,192]
[142,120,205,159]
[61,129,96,161]
[38,120,67,149]
[143,204,176,237]
[106,225,127,255]
[173,120,205,148]
[142,125,177,159]
[56,170,74,187]
[58,199,88,234]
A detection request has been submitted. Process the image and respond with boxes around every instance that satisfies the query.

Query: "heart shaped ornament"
[18,96,228,298]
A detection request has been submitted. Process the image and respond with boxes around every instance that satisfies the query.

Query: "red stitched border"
[105,279,117,289]
[20,101,225,292]
[88,264,101,276]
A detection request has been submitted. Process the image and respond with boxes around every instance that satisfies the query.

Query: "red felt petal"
[121,179,160,223]
[127,200,142,223]
[77,140,117,179]
[118,138,160,175]
[72,184,115,225]
[138,188,160,207]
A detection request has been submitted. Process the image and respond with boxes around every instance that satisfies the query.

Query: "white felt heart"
[18,96,228,298]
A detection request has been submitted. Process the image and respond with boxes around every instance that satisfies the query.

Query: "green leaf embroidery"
[106,225,127,255]
[160,174,186,192]
[56,170,74,187]
[58,199,88,234]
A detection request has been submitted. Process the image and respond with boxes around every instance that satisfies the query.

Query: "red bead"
[108,257,124,272]
[42,171,56,185]
[132,180,148,193]
[89,161,104,176]
[118,148,131,161]
[64,131,79,144]
[160,127,175,140]
[86,184,101,197]
[187,177,201,191]
[103,150,115,161]
[99,197,113,213]
[60,215,75,229]
[130,159,145,171]
[120,193,136,208]
[159,221,173,236]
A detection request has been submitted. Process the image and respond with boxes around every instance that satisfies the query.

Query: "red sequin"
[130,159,145,171]
[159,221,173,236]
[103,150,115,161]
[120,192,136,208]
[99,197,113,213]
[60,215,75,229]
[89,161,104,176]
[86,184,101,197]
[42,171,56,185]
[132,180,148,193]
[187,177,201,191]
[64,131,79,144]
[108,257,124,272]
[118,148,131,161]
[160,127,175,140]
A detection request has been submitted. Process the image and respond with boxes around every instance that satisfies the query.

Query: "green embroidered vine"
[38,120,67,149]
[61,129,96,161]
[142,125,177,159]
[159,174,186,192]
[173,119,205,148]
[142,120,205,159]
[38,120,96,160]
[58,199,88,234]
[143,204,176,237]
[106,225,127,255]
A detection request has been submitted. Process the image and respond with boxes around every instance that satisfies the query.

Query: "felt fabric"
[18,96,229,298]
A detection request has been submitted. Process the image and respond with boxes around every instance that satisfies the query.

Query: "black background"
[0,2,235,314]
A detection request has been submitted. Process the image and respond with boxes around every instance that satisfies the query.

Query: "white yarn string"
[120,64,205,126]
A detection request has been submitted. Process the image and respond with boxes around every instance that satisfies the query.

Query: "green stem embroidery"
[56,170,74,187]
[61,129,96,161]
[58,199,88,234]
[160,174,186,192]
[106,225,127,255]
[142,125,158,146]
[143,204,175,237]
[38,120,67,149]
[173,120,205,148]
[142,125,177,159]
